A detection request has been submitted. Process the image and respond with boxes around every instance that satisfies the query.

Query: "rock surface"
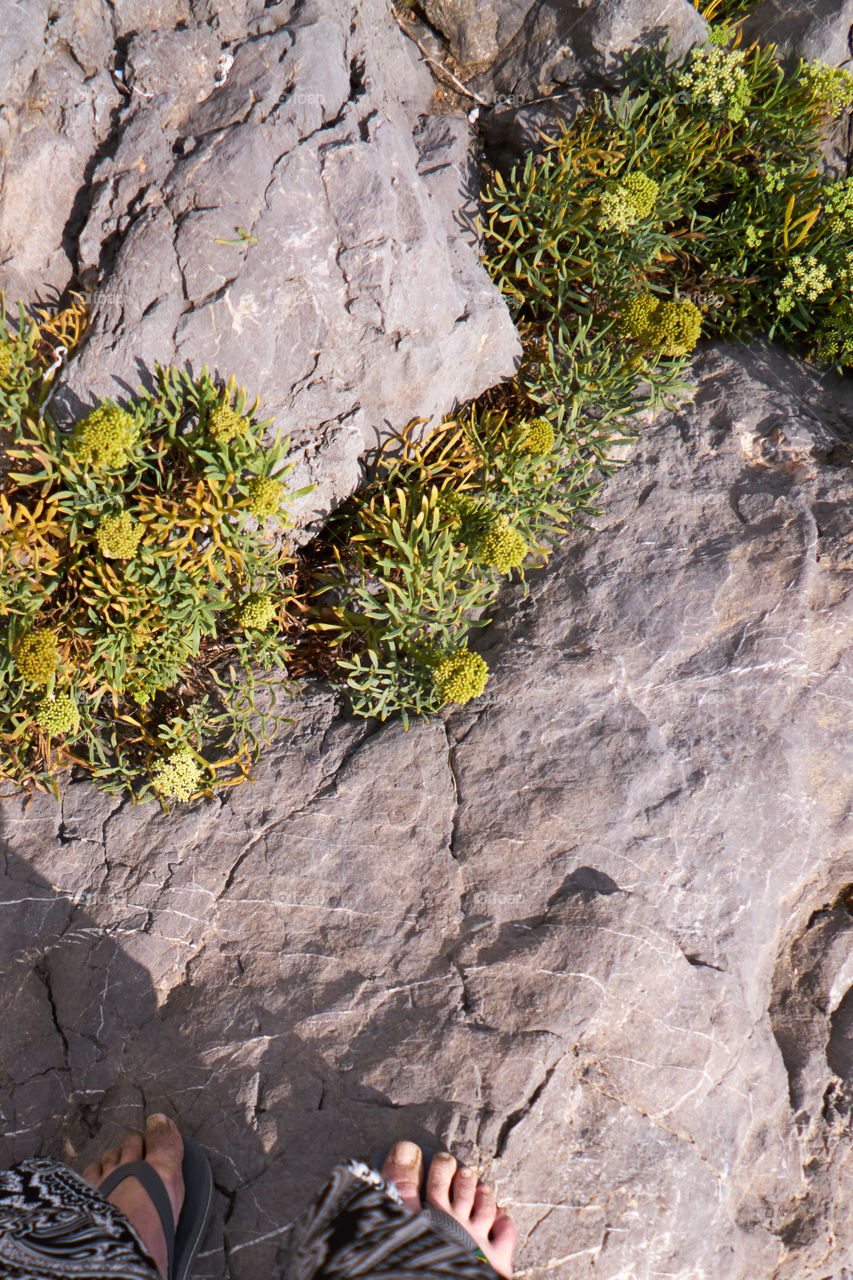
[3,337,853,1278]
[0,0,520,528]
[740,0,853,67]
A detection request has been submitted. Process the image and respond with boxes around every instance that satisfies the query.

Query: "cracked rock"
[3,339,853,1276]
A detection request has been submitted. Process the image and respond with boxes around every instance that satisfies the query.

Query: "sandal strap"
[426,1203,482,1254]
[98,1161,176,1279]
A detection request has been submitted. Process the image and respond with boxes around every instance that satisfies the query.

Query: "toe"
[424,1151,456,1210]
[119,1131,144,1164]
[489,1212,517,1249]
[81,1162,102,1187]
[143,1115,182,1162]
[489,1211,518,1276]
[101,1147,120,1173]
[143,1115,185,1231]
[449,1164,478,1217]
[471,1181,497,1230]
[380,1142,423,1214]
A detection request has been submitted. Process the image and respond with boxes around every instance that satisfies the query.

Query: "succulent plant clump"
[35,693,80,737]
[236,593,277,631]
[206,402,246,444]
[70,405,140,469]
[476,514,528,573]
[150,748,205,802]
[96,511,144,559]
[15,629,60,685]
[432,648,489,706]
[619,294,703,357]
[248,475,284,520]
[598,172,660,232]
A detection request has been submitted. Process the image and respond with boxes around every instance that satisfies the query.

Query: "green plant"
[311,403,603,723]
[0,323,312,804]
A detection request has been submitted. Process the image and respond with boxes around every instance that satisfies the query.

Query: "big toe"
[380,1141,423,1213]
[143,1115,184,1220]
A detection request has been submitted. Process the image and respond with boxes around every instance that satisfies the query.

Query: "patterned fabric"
[284,1158,500,1278]
[0,1159,158,1279]
[0,1156,500,1280]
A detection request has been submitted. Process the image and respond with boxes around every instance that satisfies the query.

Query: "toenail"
[146,1113,170,1131]
[432,1152,454,1164]
[390,1141,421,1168]
[458,1167,475,1179]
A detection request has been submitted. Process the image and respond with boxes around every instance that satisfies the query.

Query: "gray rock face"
[419,0,706,96]
[740,0,853,67]
[3,337,853,1277]
[0,0,520,528]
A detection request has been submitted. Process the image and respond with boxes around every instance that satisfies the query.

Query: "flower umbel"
[96,510,144,559]
[775,254,833,315]
[432,649,489,706]
[15,629,60,685]
[248,475,284,520]
[619,294,703,357]
[35,693,80,737]
[150,747,204,802]
[515,417,556,454]
[598,172,660,232]
[69,405,140,469]
[675,46,751,123]
[0,338,22,381]
[207,402,246,444]
[236,593,277,630]
[801,61,853,116]
[476,514,528,573]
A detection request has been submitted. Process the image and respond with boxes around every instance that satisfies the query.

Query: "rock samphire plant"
[0,297,308,805]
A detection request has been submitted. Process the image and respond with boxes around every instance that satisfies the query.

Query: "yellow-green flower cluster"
[514,417,555,454]
[477,514,528,573]
[707,23,735,47]
[823,177,853,235]
[598,172,659,232]
[96,510,144,559]
[619,294,703,358]
[236,593,277,630]
[436,491,482,525]
[744,224,766,248]
[761,163,796,194]
[432,648,489,706]
[801,61,853,115]
[15,628,60,685]
[206,402,246,444]
[810,315,853,367]
[676,46,751,122]
[0,338,22,381]
[248,475,284,520]
[775,254,833,315]
[70,405,140,469]
[151,747,204,802]
[35,693,80,737]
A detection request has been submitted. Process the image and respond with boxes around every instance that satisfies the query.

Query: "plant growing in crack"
[0,306,312,806]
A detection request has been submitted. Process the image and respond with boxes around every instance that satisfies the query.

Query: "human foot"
[381,1141,517,1278]
[82,1113,185,1280]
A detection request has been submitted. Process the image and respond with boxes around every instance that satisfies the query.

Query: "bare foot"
[381,1141,517,1278]
[82,1114,185,1280]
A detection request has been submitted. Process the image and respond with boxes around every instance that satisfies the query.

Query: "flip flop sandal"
[98,1135,214,1280]
[372,1144,492,1265]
